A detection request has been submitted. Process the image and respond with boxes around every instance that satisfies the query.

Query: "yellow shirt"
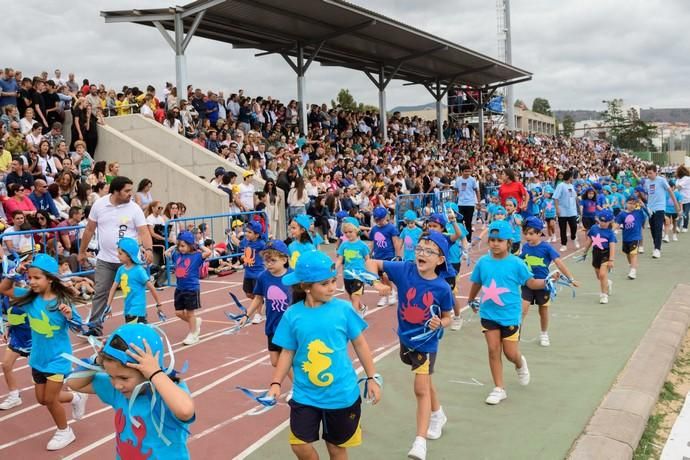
[0,149,11,173]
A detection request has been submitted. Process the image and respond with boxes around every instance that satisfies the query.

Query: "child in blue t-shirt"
[68,323,195,459]
[467,220,548,406]
[268,250,381,459]
[369,206,401,307]
[580,210,617,304]
[504,198,524,254]
[580,188,598,230]
[165,231,212,345]
[540,186,558,242]
[369,231,453,458]
[107,238,163,324]
[336,217,371,316]
[520,217,579,346]
[399,210,423,262]
[231,221,267,322]
[664,184,682,243]
[0,254,87,450]
[287,214,319,269]
[614,196,646,280]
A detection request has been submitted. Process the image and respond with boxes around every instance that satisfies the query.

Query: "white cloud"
[3,0,688,111]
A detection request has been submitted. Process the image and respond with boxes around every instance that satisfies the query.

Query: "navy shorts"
[266,334,282,352]
[521,286,551,306]
[243,278,257,296]
[174,289,201,311]
[288,397,362,447]
[344,279,364,296]
[124,315,148,324]
[8,326,31,357]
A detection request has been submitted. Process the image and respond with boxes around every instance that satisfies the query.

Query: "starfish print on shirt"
[591,233,608,250]
[481,279,510,307]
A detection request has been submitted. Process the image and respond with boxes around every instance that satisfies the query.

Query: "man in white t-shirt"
[238,170,255,211]
[78,176,152,336]
[2,211,34,254]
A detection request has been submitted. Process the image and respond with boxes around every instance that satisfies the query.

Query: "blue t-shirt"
[18,286,80,375]
[587,224,618,250]
[0,77,19,107]
[455,176,479,206]
[272,298,367,409]
[445,223,468,264]
[597,194,608,209]
[92,373,194,460]
[239,238,266,279]
[400,226,423,261]
[369,223,399,260]
[553,182,578,217]
[253,269,292,335]
[615,210,645,242]
[288,240,317,269]
[383,261,454,353]
[6,304,31,353]
[666,191,682,214]
[581,198,597,218]
[470,254,533,326]
[520,242,560,280]
[508,213,523,242]
[645,177,672,212]
[172,251,203,291]
[541,198,556,218]
[337,240,370,277]
[115,264,149,318]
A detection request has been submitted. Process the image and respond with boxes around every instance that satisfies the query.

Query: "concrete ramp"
[97,115,286,239]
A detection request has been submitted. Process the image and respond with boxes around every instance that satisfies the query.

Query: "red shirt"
[499,181,527,208]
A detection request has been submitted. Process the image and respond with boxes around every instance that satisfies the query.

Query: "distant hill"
[554,108,690,124]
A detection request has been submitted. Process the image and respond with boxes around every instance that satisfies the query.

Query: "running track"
[0,233,583,459]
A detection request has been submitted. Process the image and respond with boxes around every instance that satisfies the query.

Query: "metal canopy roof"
[101,0,531,89]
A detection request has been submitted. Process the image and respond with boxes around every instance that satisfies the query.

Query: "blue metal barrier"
[163,210,267,287]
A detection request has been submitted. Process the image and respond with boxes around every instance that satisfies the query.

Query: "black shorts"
[521,286,551,306]
[343,279,364,296]
[481,318,520,341]
[545,217,555,223]
[31,368,64,384]
[582,216,596,230]
[511,242,521,255]
[8,344,30,358]
[622,241,640,255]
[451,262,461,274]
[445,275,457,291]
[399,343,437,375]
[666,213,678,219]
[267,334,282,352]
[613,208,622,217]
[288,397,362,447]
[243,277,257,296]
[174,289,201,311]
[592,248,610,269]
[124,315,148,324]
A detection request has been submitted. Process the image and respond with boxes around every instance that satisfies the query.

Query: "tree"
[514,99,528,110]
[532,97,552,116]
[331,89,357,111]
[562,115,575,137]
[600,99,657,150]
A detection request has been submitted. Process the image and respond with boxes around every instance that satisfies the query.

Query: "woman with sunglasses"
[3,183,37,225]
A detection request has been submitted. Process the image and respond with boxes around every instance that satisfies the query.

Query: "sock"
[541,330,547,335]
[431,407,444,417]
[415,436,426,445]
[8,390,19,398]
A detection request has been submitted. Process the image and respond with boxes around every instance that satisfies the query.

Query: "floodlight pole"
[504,0,515,130]
[478,90,485,145]
[297,44,307,136]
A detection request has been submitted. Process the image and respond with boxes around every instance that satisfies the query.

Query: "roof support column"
[423,79,452,145]
[364,63,402,142]
[173,13,188,101]
[478,90,485,146]
[297,43,307,136]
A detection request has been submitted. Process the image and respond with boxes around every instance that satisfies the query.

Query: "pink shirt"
[3,196,36,224]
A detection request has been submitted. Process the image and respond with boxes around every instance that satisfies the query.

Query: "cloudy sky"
[4,0,688,112]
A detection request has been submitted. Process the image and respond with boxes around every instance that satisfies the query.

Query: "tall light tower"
[497,0,514,129]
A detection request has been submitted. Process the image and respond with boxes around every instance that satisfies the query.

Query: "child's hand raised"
[125,339,163,380]
[58,303,72,320]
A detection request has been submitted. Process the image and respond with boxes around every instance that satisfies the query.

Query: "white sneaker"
[539,332,550,347]
[607,279,613,295]
[359,304,368,318]
[628,268,637,280]
[638,246,645,254]
[672,234,678,241]
[71,392,88,420]
[485,387,507,405]
[46,427,76,450]
[682,228,688,233]
[377,296,387,307]
[251,314,263,324]
[663,234,670,243]
[516,355,530,385]
[599,293,609,304]
[653,249,661,259]
[450,315,463,331]
[575,240,581,249]
[0,394,22,410]
[182,332,198,345]
[407,437,427,460]
[426,408,447,440]
[387,293,397,305]
[560,245,567,252]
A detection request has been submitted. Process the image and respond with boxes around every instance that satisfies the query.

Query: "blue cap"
[505,197,518,207]
[177,230,195,245]
[603,185,612,193]
[634,185,646,194]
[283,250,337,286]
[403,210,418,221]
[342,217,360,229]
[592,182,602,190]
[246,221,262,234]
[419,230,455,278]
[260,239,289,257]
[597,209,614,222]
[534,186,542,194]
[487,220,513,240]
[103,324,164,368]
[626,194,637,202]
[117,237,142,264]
[444,202,459,213]
[373,206,388,221]
[336,210,349,219]
[490,189,499,197]
[293,214,314,231]
[427,212,447,228]
[493,206,507,216]
[30,253,58,275]
[523,216,544,232]
[544,185,554,194]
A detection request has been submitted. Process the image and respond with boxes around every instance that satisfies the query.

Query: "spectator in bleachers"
[134,178,153,209]
[47,182,70,220]
[56,206,83,254]
[3,183,36,224]
[2,210,33,253]
[29,178,60,219]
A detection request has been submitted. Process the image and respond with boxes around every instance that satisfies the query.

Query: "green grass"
[659,381,682,402]
[634,413,665,460]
